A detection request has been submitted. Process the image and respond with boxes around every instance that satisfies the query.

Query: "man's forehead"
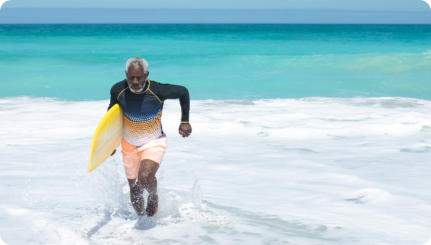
[127,64,144,73]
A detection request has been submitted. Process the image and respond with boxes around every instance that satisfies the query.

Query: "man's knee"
[139,175,156,186]
[128,178,137,188]
[138,159,159,183]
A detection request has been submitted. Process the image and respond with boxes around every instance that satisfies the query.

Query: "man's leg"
[128,178,145,215]
[121,137,146,216]
[137,159,159,216]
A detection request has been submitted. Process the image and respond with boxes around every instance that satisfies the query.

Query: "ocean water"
[1,24,431,100]
[1,24,431,244]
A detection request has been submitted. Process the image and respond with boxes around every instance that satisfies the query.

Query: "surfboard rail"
[88,104,123,173]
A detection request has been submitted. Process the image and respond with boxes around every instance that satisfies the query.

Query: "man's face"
[126,65,148,93]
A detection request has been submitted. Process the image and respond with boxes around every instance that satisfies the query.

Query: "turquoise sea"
[1,24,431,244]
[1,24,431,100]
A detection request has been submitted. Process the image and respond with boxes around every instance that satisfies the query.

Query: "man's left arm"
[152,81,192,137]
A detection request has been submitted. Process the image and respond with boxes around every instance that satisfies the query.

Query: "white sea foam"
[0,96,430,244]
[0,236,7,245]
[426,234,431,245]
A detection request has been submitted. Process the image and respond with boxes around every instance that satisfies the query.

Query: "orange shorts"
[121,135,167,179]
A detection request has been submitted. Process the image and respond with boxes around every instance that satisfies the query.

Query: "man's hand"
[179,123,192,137]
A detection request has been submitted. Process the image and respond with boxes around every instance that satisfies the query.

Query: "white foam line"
[0,0,8,9]
[422,0,431,10]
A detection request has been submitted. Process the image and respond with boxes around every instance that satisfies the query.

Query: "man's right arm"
[108,86,117,111]
[107,81,126,156]
[108,80,127,111]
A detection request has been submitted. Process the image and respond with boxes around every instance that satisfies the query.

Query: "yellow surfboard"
[88,104,123,173]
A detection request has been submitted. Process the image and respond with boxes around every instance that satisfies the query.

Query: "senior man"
[108,57,192,216]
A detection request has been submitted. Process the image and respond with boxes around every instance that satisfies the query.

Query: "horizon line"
[2,23,431,25]
[1,7,431,13]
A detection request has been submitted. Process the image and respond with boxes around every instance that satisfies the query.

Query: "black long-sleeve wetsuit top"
[108,79,190,146]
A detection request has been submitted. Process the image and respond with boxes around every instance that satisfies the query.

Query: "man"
[108,57,192,216]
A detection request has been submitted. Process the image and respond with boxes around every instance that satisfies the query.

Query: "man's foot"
[146,194,159,217]
[130,185,145,216]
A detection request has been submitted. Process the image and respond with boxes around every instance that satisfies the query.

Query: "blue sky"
[2,0,431,11]
[1,0,430,23]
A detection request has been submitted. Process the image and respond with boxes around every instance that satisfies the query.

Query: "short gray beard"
[128,80,147,93]
[129,87,144,93]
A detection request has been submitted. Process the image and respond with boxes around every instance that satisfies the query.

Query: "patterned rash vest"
[108,79,190,146]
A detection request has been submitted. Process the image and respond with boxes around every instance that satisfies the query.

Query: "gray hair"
[125,57,149,74]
